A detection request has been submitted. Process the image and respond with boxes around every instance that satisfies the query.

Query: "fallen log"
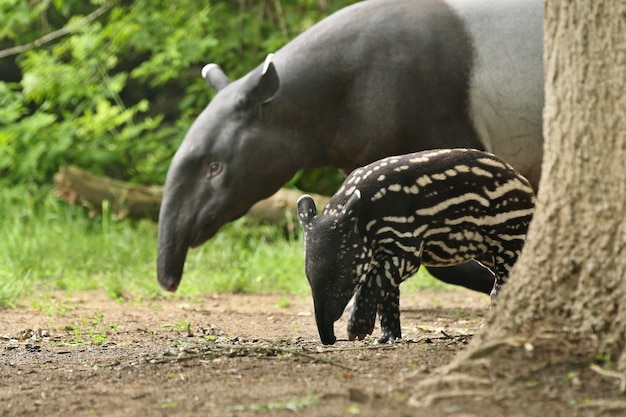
[53,166,330,223]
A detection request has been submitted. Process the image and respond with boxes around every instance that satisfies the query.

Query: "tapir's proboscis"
[157,0,543,293]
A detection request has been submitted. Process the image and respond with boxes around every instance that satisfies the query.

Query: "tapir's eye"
[208,162,222,177]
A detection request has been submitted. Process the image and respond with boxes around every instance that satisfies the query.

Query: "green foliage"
[179,216,309,296]
[288,167,346,196]
[0,0,357,189]
[0,186,447,306]
[0,186,309,305]
[0,186,162,305]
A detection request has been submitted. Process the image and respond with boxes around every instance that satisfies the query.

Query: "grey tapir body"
[297,149,536,345]
[157,0,543,293]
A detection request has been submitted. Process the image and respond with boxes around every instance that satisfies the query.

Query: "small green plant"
[346,403,361,415]
[594,352,613,366]
[275,297,291,308]
[59,311,118,345]
[30,297,76,317]
[227,393,320,412]
[569,396,592,406]
[162,319,191,332]
[454,310,475,319]
[66,324,83,344]
[159,398,179,409]
[562,371,580,383]
[525,379,540,388]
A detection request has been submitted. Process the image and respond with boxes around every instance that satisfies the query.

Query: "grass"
[1,187,162,305]
[0,186,451,307]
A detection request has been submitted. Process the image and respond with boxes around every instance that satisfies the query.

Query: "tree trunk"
[406,1,626,414]
[53,166,329,224]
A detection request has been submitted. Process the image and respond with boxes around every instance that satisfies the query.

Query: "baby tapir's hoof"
[347,308,376,341]
[378,330,402,344]
[347,329,374,341]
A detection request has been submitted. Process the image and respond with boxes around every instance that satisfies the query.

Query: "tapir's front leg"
[377,280,401,343]
[347,282,378,341]
[347,261,404,343]
[374,259,407,343]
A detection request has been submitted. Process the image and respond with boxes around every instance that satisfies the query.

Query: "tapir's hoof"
[348,329,373,341]
[377,332,402,344]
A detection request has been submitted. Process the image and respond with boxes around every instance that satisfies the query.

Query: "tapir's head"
[297,192,365,345]
[158,55,295,292]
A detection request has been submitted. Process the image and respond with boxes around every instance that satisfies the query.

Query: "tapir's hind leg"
[490,246,523,301]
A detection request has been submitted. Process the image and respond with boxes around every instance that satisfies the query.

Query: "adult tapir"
[157,0,543,293]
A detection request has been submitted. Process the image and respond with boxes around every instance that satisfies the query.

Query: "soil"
[1,289,623,417]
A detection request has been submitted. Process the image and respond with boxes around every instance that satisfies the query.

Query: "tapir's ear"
[297,195,317,228]
[237,54,280,111]
[257,53,280,104]
[201,64,231,92]
[342,190,361,219]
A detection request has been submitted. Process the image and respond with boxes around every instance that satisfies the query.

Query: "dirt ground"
[2,288,623,417]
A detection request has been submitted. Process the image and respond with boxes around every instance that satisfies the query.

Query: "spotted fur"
[297,148,535,345]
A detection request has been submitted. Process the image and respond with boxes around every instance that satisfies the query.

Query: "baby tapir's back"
[329,148,536,267]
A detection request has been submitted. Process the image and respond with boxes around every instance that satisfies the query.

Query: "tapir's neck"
[263,70,374,174]
[264,24,400,173]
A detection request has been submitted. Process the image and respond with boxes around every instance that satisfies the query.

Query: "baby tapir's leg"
[377,257,421,343]
[486,236,525,301]
[347,284,377,341]
[377,280,401,343]
[347,262,388,340]
[348,260,407,343]
[489,256,520,301]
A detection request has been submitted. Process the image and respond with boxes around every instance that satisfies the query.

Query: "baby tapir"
[297,148,535,345]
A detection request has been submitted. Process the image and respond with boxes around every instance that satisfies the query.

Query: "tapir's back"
[330,148,535,245]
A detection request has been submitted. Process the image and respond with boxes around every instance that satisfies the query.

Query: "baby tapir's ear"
[339,190,361,235]
[341,190,361,232]
[341,190,361,220]
[297,195,317,228]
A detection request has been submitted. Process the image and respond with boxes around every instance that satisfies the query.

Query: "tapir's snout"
[316,317,337,345]
[158,274,180,293]
[157,240,187,292]
[313,296,346,345]
[157,190,193,293]
[319,333,337,345]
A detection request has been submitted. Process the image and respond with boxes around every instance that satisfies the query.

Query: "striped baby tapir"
[297,148,535,345]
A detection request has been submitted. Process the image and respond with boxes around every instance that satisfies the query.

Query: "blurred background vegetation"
[0,0,356,188]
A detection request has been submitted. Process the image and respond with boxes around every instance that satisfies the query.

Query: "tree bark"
[406,0,626,413]
[53,166,329,223]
